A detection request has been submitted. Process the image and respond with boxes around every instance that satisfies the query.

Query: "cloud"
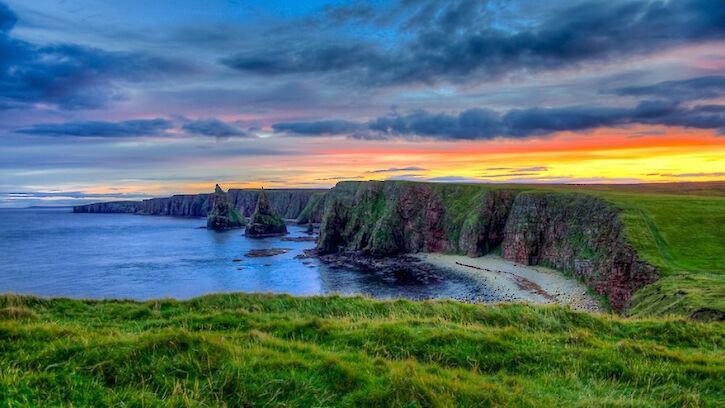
[222,0,725,86]
[273,99,724,140]
[16,119,173,137]
[652,172,724,178]
[515,166,548,172]
[368,166,427,173]
[610,76,725,101]
[425,176,487,183]
[480,166,550,178]
[272,120,363,136]
[481,172,539,178]
[369,108,504,139]
[315,176,364,181]
[0,2,194,110]
[182,119,249,138]
[0,190,154,208]
[222,44,384,77]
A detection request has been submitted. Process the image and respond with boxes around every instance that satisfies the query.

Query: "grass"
[1,293,723,407]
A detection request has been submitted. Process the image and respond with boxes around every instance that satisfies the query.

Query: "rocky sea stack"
[245,189,287,237]
[206,184,245,230]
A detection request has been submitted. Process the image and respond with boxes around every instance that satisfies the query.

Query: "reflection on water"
[0,208,493,301]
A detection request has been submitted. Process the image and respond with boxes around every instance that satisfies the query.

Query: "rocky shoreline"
[301,250,443,285]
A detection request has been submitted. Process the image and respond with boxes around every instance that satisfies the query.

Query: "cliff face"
[72,201,142,214]
[318,181,517,257]
[502,192,658,309]
[137,195,211,217]
[73,189,326,221]
[318,181,658,310]
[296,192,327,224]
[228,189,320,219]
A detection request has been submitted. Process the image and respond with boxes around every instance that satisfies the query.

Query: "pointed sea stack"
[206,184,245,230]
[245,189,288,237]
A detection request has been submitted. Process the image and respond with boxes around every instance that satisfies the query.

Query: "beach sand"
[417,253,603,312]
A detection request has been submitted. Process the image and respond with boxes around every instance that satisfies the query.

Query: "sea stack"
[206,184,245,230]
[245,188,288,237]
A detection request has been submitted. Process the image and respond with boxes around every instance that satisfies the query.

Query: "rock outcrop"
[245,189,288,237]
[317,181,659,310]
[73,189,326,221]
[206,185,245,230]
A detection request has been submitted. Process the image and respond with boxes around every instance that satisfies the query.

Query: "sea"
[0,208,492,301]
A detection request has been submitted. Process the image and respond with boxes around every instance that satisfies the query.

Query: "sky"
[0,0,723,207]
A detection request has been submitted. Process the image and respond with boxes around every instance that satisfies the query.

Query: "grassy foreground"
[1,293,723,406]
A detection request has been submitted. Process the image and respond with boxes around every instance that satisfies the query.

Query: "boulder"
[245,189,288,237]
[206,184,245,230]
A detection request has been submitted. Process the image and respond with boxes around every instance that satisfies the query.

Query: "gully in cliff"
[206,184,245,230]
[245,188,288,237]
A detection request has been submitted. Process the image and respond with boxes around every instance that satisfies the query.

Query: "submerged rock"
[281,236,317,242]
[244,248,291,258]
[245,189,288,237]
[206,184,245,230]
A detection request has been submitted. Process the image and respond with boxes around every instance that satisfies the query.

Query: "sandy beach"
[418,253,603,312]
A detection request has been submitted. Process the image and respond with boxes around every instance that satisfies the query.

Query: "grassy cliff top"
[332,180,725,318]
[1,293,723,406]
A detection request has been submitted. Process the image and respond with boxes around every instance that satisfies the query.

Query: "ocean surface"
[0,208,492,301]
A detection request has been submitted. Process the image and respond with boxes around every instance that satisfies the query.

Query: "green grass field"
[1,294,723,407]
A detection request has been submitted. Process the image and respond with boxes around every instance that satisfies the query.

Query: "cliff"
[318,181,659,310]
[72,201,142,214]
[501,192,658,310]
[73,189,326,221]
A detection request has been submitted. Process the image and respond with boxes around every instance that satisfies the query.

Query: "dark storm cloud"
[221,44,384,77]
[0,2,194,110]
[272,120,363,136]
[222,0,725,85]
[610,76,725,101]
[182,119,249,138]
[16,119,174,137]
[274,101,724,140]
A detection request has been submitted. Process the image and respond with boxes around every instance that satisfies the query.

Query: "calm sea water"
[0,208,492,301]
